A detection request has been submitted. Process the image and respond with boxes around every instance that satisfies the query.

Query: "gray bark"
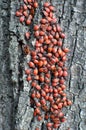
[0,0,86,130]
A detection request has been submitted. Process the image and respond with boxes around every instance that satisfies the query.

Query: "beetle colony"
[16,0,72,130]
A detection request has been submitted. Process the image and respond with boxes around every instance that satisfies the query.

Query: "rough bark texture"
[0,0,86,130]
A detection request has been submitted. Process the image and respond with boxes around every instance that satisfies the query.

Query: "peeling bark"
[0,0,86,130]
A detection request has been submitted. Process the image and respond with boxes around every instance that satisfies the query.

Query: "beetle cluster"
[16,0,38,40]
[16,1,72,130]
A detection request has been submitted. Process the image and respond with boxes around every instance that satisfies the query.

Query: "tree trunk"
[0,0,86,130]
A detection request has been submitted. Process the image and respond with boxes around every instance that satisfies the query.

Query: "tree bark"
[0,0,86,130]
